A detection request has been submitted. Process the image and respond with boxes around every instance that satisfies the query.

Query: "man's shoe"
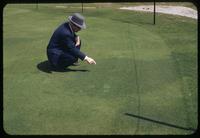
[72,62,80,66]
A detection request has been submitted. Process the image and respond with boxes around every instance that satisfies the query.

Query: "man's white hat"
[68,13,86,29]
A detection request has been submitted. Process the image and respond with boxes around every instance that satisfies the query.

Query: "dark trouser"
[47,45,81,70]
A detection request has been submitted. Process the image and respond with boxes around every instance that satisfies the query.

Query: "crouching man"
[47,13,96,70]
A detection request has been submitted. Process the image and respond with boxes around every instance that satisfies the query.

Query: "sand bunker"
[120,5,197,19]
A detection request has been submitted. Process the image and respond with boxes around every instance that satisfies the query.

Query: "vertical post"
[81,1,83,13]
[153,0,156,25]
[36,0,38,10]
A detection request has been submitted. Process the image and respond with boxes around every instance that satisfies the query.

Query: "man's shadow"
[37,60,89,73]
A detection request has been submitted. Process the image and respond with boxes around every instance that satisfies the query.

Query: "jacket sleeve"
[61,34,86,60]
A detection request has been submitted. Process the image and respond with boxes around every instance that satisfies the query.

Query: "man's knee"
[47,50,78,69]
[59,54,77,67]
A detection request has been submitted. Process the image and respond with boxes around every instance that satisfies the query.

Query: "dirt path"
[120,5,197,19]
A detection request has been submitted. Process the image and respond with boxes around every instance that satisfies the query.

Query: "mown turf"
[3,4,197,135]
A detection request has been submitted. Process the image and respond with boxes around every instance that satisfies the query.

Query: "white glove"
[84,56,96,65]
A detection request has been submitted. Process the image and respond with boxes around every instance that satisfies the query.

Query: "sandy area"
[120,5,197,19]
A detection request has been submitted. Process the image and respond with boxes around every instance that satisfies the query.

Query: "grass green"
[3,3,197,135]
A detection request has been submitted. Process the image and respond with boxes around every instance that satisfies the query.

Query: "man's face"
[72,23,81,32]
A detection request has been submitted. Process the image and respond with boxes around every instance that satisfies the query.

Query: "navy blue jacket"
[47,22,86,61]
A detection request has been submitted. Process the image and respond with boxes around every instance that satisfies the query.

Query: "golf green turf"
[3,4,197,135]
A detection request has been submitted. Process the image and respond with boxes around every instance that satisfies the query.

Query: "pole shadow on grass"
[37,60,89,73]
[124,113,196,132]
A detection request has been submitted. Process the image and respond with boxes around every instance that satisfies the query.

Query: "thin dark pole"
[36,0,38,10]
[153,0,156,25]
[81,2,83,13]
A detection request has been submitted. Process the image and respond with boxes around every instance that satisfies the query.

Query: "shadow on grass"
[37,60,89,73]
[124,113,196,132]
